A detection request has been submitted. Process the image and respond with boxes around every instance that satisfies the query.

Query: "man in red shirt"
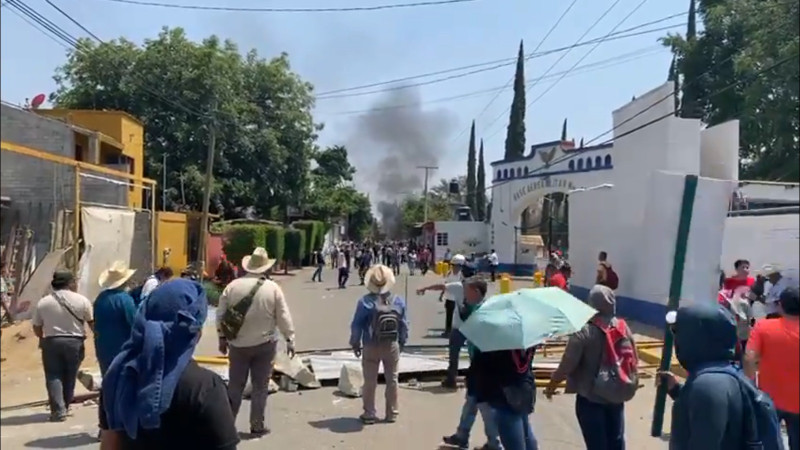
[723,259,755,291]
[548,263,571,292]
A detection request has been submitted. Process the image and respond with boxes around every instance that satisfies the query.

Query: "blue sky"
[1,0,685,186]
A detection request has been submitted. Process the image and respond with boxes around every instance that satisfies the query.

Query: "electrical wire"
[320,46,665,116]
[92,0,478,13]
[482,51,798,193]
[444,0,581,148]
[316,16,686,98]
[479,0,626,140]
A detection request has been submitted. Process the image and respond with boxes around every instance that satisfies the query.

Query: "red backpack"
[591,318,639,403]
[603,265,619,290]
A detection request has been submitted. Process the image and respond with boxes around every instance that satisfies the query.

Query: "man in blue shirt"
[94,261,138,374]
[349,264,409,425]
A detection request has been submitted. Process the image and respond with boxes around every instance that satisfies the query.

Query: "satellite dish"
[30,93,46,109]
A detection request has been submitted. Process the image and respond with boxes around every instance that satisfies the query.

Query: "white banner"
[79,206,135,301]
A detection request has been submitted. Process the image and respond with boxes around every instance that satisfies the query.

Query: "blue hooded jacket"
[668,303,745,450]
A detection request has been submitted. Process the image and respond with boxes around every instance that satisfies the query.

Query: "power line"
[480,0,626,140]
[445,0,581,148]
[320,46,665,116]
[317,12,686,99]
[483,51,798,193]
[93,0,478,13]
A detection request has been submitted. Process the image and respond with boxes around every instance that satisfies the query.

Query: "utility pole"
[162,153,167,211]
[417,165,438,223]
[198,102,217,272]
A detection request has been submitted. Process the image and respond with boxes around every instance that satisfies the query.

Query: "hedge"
[263,225,286,263]
[292,220,326,265]
[284,229,306,267]
[222,225,266,269]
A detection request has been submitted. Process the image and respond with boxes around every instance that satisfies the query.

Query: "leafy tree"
[50,27,319,217]
[664,0,799,180]
[504,40,527,160]
[305,145,373,240]
[466,120,477,217]
[476,139,486,221]
[399,194,451,231]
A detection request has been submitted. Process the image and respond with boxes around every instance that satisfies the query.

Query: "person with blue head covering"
[99,278,238,450]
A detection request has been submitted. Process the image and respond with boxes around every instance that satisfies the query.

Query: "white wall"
[700,120,739,181]
[433,221,489,260]
[721,214,800,276]
[738,182,800,204]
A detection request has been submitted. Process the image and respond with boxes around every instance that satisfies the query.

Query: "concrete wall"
[1,104,137,264]
[432,221,488,260]
[721,214,800,277]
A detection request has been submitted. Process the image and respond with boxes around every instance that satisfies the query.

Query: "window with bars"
[436,232,449,246]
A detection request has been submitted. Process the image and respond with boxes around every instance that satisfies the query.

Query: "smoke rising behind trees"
[345,86,457,237]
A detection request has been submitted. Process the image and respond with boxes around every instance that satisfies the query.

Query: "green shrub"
[284,229,306,267]
[202,281,222,307]
[292,220,322,265]
[263,225,286,262]
[222,225,266,269]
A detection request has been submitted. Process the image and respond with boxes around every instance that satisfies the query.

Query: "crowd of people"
[22,239,799,450]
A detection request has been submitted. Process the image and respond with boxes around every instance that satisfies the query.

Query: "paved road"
[1,267,678,449]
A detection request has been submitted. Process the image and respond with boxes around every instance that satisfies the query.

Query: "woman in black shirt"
[99,279,238,450]
[472,347,539,450]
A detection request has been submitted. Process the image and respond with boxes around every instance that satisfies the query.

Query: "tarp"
[13,248,70,320]
[78,206,135,301]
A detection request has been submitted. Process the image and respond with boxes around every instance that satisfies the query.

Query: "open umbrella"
[459,287,597,352]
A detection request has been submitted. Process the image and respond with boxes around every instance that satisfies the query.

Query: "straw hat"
[242,247,276,274]
[99,261,137,290]
[760,264,781,276]
[365,264,396,295]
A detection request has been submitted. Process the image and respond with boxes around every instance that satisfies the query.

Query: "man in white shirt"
[417,254,467,389]
[217,247,295,436]
[139,266,173,302]
[487,249,499,282]
[31,271,94,422]
[762,264,799,319]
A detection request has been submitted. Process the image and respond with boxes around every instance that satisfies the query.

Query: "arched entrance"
[515,191,570,268]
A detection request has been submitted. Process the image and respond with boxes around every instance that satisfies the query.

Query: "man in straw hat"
[760,263,798,319]
[217,247,296,436]
[31,270,94,422]
[348,264,409,424]
[94,261,138,375]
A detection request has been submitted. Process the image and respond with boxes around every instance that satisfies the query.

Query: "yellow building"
[35,109,146,209]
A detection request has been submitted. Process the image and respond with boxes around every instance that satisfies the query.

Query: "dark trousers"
[41,336,85,418]
[779,410,800,450]
[227,341,277,430]
[446,329,466,383]
[444,300,456,333]
[490,265,497,282]
[338,267,349,288]
[575,394,626,450]
[312,264,323,282]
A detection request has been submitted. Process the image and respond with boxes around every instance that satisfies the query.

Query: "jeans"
[446,329,466,383]
[456,394,501,448]
[445,300,456,333]
[575,394,626,450]
[312,265,323,282]
[494,406,539,450]
[41,337,85,418]
[338,267,349,288]
[779,410,800,450]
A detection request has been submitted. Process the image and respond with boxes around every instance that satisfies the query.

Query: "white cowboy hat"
[242,247,276,274]
[450,254,466,265]
[760,264,781,276]
[98,261,137,290]
[365,264,396,295]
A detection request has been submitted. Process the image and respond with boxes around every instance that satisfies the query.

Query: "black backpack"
[370,294,401,343]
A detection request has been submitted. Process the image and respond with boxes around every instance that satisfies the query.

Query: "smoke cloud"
[346,86,457,236]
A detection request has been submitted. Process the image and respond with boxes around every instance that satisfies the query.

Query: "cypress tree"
[560,118,568,141]
[680,0,701,119]
[466,120,477,217]
[476,139,486,221]
[503,40,526,160]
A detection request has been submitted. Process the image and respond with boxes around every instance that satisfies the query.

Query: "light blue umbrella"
[459,287,598,352]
